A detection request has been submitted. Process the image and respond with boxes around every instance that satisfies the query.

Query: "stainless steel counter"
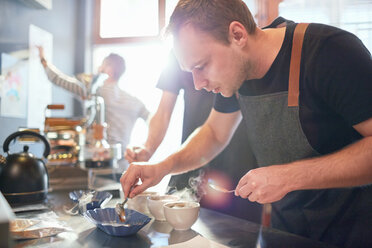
[13,190,337,248]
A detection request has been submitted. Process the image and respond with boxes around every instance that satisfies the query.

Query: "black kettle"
[0,131,51,205]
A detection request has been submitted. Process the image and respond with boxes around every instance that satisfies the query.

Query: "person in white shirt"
[38,47,150,174]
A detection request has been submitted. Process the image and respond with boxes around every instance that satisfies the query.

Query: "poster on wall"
[28,24,53,129]
[0,53,28,118]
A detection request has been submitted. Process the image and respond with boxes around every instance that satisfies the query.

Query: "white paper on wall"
[28,24,53,129]
[0,53,28,118]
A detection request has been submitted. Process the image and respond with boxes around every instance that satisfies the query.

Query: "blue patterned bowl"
[84,208,151,236]
[69,190,112,210]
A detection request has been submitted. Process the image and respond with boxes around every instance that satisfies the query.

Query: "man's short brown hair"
[167,0,256,44]
[105,53,126,81]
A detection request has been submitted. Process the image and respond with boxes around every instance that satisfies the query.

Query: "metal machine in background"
[44,104,83,166]
[43,74,122,189]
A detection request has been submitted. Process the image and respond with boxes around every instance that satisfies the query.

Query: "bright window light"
[93,41,183,193]
[100,0,159,38]
[279,0,372,51]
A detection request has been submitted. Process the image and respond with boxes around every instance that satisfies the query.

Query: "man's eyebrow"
[182,59,204,72]
[179,63,190,72]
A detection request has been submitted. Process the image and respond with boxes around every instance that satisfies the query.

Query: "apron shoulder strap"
[288,23,310,107]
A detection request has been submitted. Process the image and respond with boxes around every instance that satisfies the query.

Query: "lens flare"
[201,170,234,209]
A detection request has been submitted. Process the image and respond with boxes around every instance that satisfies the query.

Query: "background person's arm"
[121,109,243,198]
[125,91,177,163]
[37,46,87,98]
[169,109,243,174]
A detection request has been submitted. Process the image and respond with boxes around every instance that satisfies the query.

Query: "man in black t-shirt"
[121,1,372,247]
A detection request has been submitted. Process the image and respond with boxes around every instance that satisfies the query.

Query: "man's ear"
[228,21,248,46]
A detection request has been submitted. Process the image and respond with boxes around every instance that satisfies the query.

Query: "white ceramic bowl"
[163,201,200,230]
[147,195,180,221]
[126,191,158,214]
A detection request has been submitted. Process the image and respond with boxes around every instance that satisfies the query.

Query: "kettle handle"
[3,131,51,158]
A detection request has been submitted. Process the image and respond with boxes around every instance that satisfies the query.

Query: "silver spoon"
[115,197,129,222]
[208,181,235,193]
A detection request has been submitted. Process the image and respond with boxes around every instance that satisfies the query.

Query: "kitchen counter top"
[13,190,337,248]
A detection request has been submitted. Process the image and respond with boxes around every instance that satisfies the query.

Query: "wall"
[0,0,91,153]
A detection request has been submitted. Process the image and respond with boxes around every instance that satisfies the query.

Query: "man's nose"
[192,73,208,91]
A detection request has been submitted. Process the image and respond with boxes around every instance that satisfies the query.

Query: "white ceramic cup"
[126,191,158,214]
[147,195,180,221]
[163,201,200,230]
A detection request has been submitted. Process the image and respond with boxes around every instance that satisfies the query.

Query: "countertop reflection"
[13,190,337,248]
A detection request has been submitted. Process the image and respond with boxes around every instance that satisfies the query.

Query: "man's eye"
[195,65,204,71]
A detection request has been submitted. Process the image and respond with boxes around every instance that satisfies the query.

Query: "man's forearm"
[163,123,228,175]
[289,136,372,191]
[143,113,171,156]
[143,91,177,156]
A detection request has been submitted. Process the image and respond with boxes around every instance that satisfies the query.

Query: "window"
[94,0,166,43]
[279,0,372,51]
[99,0,159,38]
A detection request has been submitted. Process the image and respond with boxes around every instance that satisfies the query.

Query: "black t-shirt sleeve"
[156,52,183,94]
[311,29,372,126]
[213,93,240,113]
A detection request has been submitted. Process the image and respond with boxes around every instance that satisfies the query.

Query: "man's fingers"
[238,183,253,198]
[235,175,249,196]
[248,192,258,202]
[129,180,151,198]
[120,168,139,199]
[120,172,131,199]
[124,152,134,163]
[125,148,136,158]
[36,46,44,58]
[120,173,129,199]
[237,170,253,189]
[125,149,138,163]
[125,147,144,162]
